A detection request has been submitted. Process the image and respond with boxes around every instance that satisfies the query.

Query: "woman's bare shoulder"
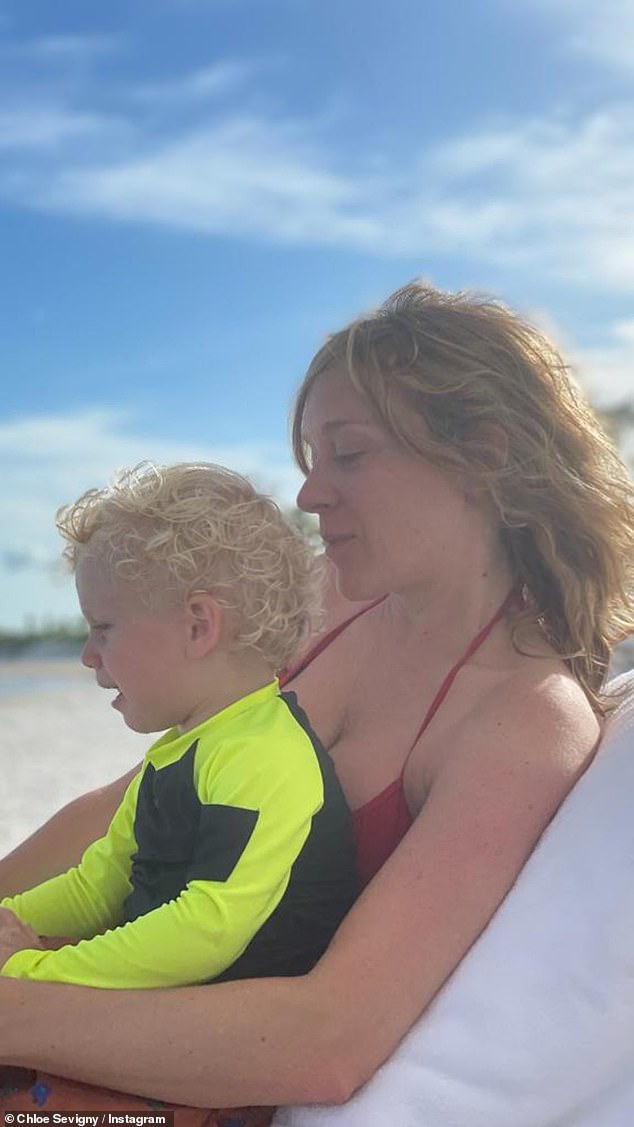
[497,663,598,735]
[441,662,601,785]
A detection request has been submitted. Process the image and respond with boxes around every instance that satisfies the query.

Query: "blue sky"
[1,0,633,630]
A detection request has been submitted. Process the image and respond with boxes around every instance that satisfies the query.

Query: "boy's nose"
[81,637,99,669]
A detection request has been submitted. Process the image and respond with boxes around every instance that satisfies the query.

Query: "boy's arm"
[0,772,141,940]
[0,727,331,989]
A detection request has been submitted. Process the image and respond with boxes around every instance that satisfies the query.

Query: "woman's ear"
[470,422,509,470]
[461,424,509,507]
[184,592,223,659]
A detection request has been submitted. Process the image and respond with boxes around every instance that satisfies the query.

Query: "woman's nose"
[296,469,335,514]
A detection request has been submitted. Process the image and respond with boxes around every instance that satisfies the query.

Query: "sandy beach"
[0,661,148,860]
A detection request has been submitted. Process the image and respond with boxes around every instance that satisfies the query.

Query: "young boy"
[0,461,357,989]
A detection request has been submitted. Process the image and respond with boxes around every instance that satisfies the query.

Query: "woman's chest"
[289,636,439,811]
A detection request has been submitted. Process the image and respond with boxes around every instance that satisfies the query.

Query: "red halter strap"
[411,589,517,746]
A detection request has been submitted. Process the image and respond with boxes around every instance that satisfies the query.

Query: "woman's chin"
[334,567,385,605]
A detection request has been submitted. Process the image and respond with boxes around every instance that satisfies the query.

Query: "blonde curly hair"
[57,462,321,672]
[292,281,634,711]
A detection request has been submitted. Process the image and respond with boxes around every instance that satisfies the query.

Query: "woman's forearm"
[0,841,421,1108]
[0,769,138,899]
[0,843,425,1107]
[0,972,353,1107]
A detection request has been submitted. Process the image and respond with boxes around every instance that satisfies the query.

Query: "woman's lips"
[323,534,355,557]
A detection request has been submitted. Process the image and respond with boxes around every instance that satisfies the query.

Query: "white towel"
[276,673,634,1127]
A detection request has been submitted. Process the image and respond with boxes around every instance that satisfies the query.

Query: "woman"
[1,282,633,1121]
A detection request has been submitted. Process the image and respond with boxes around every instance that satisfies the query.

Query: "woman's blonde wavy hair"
[292,282,634,711]
[57,462,321,672]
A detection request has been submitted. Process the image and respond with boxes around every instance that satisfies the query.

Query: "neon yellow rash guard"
[1,681,357,989]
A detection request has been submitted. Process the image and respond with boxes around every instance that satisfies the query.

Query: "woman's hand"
[0,907,43,966]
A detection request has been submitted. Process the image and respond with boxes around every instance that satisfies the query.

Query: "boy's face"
[75,552,191,734]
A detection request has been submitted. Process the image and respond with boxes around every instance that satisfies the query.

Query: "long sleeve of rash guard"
[0,687,330,988]
[0,772,141,939]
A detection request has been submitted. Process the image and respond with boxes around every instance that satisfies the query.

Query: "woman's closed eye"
[333,449,365,467]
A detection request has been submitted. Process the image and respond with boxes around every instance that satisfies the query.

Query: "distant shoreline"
[0,639,83,661]
[0,657,89,701]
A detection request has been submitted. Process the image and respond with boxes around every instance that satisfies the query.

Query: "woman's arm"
[0,679,598,1108]
[0,767,139,899]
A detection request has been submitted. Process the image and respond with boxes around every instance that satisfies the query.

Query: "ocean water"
[0,659,86,700]
[0,670,83,699]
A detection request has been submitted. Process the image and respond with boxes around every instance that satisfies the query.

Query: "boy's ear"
[184,592,223,658]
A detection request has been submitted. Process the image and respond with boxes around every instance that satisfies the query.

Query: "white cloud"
[24,34,121,60]
[2,16,633,289]
[0,105,116,150]
[415,107,634,288]
[131,61,254,105]
[5,99,630,292]
[2,28,634,291]
[36,115,382,246]
[573,319,634,411]
[0,406,301,502]
[501,0,634,72]
[570,19,634,70]
[519,306,634,417]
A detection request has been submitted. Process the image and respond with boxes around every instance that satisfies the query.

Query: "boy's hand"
[0,907,43,966]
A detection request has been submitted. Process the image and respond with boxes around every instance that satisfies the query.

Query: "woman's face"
[296,369,483,603]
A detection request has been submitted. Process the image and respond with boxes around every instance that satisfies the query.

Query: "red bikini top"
[280,593,514,887]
